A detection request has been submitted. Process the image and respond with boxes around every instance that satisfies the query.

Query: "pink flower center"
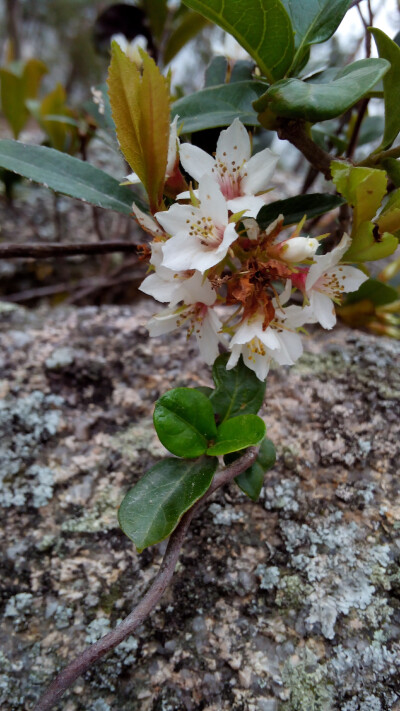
[212,158,246,200]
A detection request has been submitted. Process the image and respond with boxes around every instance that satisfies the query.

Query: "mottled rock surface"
[0,302,399,711]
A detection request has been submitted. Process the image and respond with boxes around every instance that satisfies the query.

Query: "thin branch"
[33,447,259,711]
[276,120,333,179]
[0,242,149,260]
[346,97,370,159]
[358,145,400,167]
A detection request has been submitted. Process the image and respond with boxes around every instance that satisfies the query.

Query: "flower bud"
[273,237,319,263]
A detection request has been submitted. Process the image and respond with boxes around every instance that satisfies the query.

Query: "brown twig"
[33,447,259,711]
[276,119,333,179]
[0,241,148,260]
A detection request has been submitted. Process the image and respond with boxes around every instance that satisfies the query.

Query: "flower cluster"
[135,119,367,381]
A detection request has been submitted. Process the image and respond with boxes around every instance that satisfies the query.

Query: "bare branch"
[0,242,149,260]
[33,447,259,711]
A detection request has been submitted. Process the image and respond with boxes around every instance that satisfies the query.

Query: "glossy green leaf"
[225,437,276,501]
[164,11,210,65]
[182,0,294,82]
[118,456,218,551]
[154,388,217,458]
[254,59,390,122]
[172,81,267,133]
[344,222,398,262]
[281,0,351,74]
[331,162,387,233]
[344,278,398,307]
[370,28,400,149]
[207,414,266,456]
[257,193,345,229]
[210,353,266,422]
[0,139,145,214]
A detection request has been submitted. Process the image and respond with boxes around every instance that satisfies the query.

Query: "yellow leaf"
[331,162,387,234]
[107,43,170,212]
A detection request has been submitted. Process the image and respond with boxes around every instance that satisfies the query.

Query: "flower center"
[212,156,247,200]
[187,213,224,249]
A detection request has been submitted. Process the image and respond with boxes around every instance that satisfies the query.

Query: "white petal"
[226,345,241,370]
[216,118,251,166]
[155,203,197,235]
[161,232,206,271]
[327,265,368,293]
[147,308,186,336]
[242,345,271,381]
[195,309,222,364]
[272,330,303,365]
[198,175,228,227]
[214,222,238,257]
[242,148,279,195]
[179,143,214,183]
[309,291,337,329]
[176,271,216,306]
[139,272,180,303]
[306,233,352,290]
[227,194,267,218]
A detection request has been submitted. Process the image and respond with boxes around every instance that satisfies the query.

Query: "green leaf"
[225,437,276,501]
[344,278,398,307]
[382,158,400,188]
[370,28,400,149]
[257,193,345,229]
[254,59,390,122]
[204,56,228,87]
[230,60,255,83]
[146,0,169,41]
[0,58,47,138]
[376,188,400,234]
[118,456,218,551]
[164,11,210,65]
[182,0,294,82]
[207,414,266,456]
[172,81,268,133]
[344,222,398,262]
[0,139,145,215]
[210,353,266,422]
[154,388,217,458]
[331,162,387,233]
[281,0,352,74]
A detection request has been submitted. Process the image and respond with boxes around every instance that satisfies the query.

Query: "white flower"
[156,175,238,273]
[112,33,148,66]
[146,272,222,364]
[139,243,203,306]
[125,116,180,185]
[178,118,278,218]
[227,289,313,381]
[305,233,368,329]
